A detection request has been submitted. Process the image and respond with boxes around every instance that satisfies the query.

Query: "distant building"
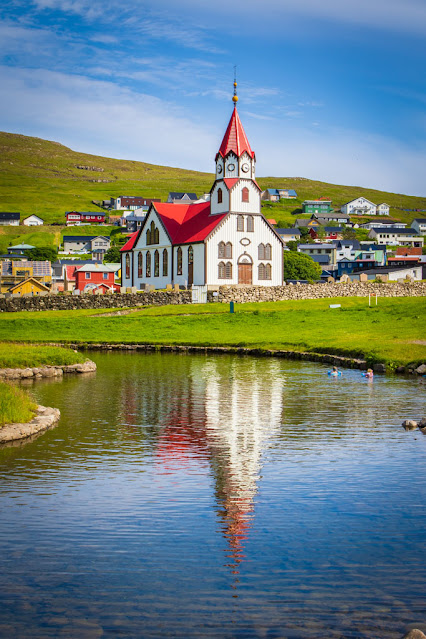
[0,212,20,226]
[367,228,424,248]
[167,192,198,204]
[23,215,44,226]
[1,260,51,293]
[110,196,161,211]
[74,263,120,293]
[275,228,301,244]
[7,243,36,256]
[313,212,350,225]
[411,218,426,235]
[359,219,406,230]
[302,199,332,215]
[341,197,377,216]
[309,226,343,241]
[8,278,50,296]
[65,211,106,225]
[62,235,111,258]
[261,188,297,201]
[376,203,390,216]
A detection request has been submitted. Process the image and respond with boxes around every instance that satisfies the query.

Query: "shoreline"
[0,405,60,444]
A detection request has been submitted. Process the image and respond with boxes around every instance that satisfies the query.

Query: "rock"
[62,361,97,374]
[396,366,406,374]
[0,405,60,443]
[418,418,426,428]
[402,630,426,639]
[402,419,418,430]
[414,363,426,375]
[20,368,34,378]
[373,363,386,373]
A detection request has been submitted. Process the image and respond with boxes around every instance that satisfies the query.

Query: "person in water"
[363,368,374,378]
[328,366,342,377]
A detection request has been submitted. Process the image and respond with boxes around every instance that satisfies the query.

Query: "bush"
[284,252,322,281]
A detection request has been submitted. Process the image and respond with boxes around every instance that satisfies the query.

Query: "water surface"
[0,352,425,638]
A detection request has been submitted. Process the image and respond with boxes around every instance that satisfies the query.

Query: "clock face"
[241,163,249,173]
[217,164,222,174]
[227,163,235,171]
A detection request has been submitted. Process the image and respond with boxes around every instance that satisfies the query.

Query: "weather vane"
[233,65,238,104]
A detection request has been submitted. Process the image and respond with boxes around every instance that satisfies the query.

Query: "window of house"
[237,215,244,231]
[224,242,232,258]
[146,251,151,277]
[85,272,90,280]
[264,243,272,260]
[258,263,266,280]
[188,246,193,265]
[225,262,232,279]
[138,252,143,278]
[162,249,168,276]
[154,250,159,277]
[177,247,182,275]
[103,273,108,280]
[217,188,223,204]
[246,216,254,232]
[242,187,249,203]
[125,254,130,279]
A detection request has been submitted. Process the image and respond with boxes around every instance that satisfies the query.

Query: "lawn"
[0,381,37,427]
[0,297,425,369]
[0,343,85,369]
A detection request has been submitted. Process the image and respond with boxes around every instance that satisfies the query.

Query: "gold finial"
[232,66,238,103]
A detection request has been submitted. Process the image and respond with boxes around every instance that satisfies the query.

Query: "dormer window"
[242,187,249,203]
[217,188,223,204]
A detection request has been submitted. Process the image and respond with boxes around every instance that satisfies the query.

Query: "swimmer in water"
[328,366,342,377]
[363,368,374,378]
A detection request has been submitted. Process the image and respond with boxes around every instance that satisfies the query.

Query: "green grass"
[0,297,424,369]
[0,381,37,427]
[0,343,86,368]
[1,131,425,228]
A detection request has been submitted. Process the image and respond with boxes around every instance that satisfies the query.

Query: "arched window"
[188,245,193,265]
[218,241,225,258]
[242,187,249,203]
[264,243,272,260]
[147,221,159,245]
[247,216,254,232]
[146,228,151,245]
[258,243,265,260]
[154,226,159,244]
[218,261,225,279]
[154,250,159,277]
[125,254,130,279]
[162,249,168,276]
[137,251,143,278]
[217,188,223,204]
[265,263,272,279]
[237,215,244,231]
[177,247,182,275]
[146,251,151,277]
[258,263,266,280]
[225,262,232,279]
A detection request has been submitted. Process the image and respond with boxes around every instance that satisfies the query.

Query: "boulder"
[373,363,386,373]
[414,363,426,375]
[402,631,426,639]
[402,420,418,430]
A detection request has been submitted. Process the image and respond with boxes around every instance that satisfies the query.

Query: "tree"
[284,251,322,281]
[27,247,58,262]
[103,247,122,263]
[286,240,299,252]
[342,227,356,240]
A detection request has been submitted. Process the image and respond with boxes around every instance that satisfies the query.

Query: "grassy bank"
[0,344,86,369]
[0,297,425,369]
[0,382,37,427]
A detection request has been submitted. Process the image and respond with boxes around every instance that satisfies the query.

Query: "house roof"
[369,228,420,235]
[216,106,255,160]
[65,211,106,215]
[8,277,49,293]
[23,215,43,222]
[315,213,350,219]
[76,263,115,273]
[152,202,228,244]
[342,197,376,207]
[0,212,20,220]
[276,228,301,235]
[412,218,426,223]
[265,188,297,197]
[168,192,198,200]
[1,260,51,276]
[8,243,36,250]
[63,235,109,242]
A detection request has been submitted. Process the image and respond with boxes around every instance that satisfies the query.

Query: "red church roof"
[153,202,227,244]
[216,106,255,160]
[120,232,139,252]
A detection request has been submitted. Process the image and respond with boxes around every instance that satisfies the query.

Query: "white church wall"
[210,182,230,215]
[229,181,261,214]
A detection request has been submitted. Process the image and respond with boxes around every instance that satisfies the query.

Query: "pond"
[0,352,425,638]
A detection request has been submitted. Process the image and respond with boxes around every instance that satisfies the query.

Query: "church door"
[238,263,252,285]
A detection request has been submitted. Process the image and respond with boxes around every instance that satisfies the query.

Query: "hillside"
[1,131,425,230]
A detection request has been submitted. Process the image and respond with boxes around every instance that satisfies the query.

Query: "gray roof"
[412,218,426,223]
[369,228,421,235]
[168,192,198,200]
[77,264,115,273]
[335,240,361,249]
[1,260,51,276]
[63,235,109,242]
[0,212,20,220]
[275,228,301,235]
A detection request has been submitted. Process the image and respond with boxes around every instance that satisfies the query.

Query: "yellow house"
[8,278,50,296]
[1,260,52,293]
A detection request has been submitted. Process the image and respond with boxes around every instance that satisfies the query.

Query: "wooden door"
[188,262,193,287]
[238,263,252,285]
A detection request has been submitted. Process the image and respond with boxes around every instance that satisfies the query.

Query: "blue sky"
[1,0,425,195]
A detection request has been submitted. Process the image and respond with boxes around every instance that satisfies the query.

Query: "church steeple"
[216,80,255,162]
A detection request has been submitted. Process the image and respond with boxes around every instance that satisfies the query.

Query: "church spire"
[216,80,255,161]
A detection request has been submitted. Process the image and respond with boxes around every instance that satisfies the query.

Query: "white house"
[367,228,424,247]
[411,219,426,235]
[376,203,390,216]
[121,94,284,289]
[23,214,44,226]
[341,197,377,216]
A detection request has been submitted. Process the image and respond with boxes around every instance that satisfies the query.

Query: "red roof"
[154,202,227,244]
[216,106,255,160]
[120,231,139,252]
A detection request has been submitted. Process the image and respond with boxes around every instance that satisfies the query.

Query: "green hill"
[1,130,425,234]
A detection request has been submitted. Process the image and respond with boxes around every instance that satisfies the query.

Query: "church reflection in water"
[152,355,284,578]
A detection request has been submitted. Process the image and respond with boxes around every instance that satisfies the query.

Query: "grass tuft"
[0,382,37,427]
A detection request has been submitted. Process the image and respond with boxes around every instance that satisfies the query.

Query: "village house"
[22,214,44,226]
[308,226,343,241]
[341,197,377,216]
[313,212,350,225]
[0,212,20,226]
[261,188,297,201]
[8,278,50,296]
[297,243,337,268]
[411,218,426,235]
[62,235,110,259]
[367,227,424,248]
[275,228,301,244]
[302,199,333,215]
[376,203,390,216]
[110,196,161,211]
[1,260,52,293]
[75,263,120,293]
[348,264,422,282]
[65,211,106,225]
[167,192,199,204]
[121,89,284,289]
[359,219,406,230]
[7,243,36,256]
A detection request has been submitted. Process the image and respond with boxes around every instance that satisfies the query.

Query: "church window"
[188,246,194,265]
[177,247,182,275]
[137,252,143,278]
[258,263,272,280]
[217,188,223,204]
[154,250,159,277]
[146,251,151,277]
[225,242,232,258]
[258,243,265,260]
[218,262,225,279]
[162,249,168,276]
[225,262,232,278]
[264,243,272,260]
[218,241,225,258]
[147,220,159,245]
[258,263,265,280]
[242,187,249,203]
[125,254,130,279]
[247,216,254,232]
[265,263,272,279]
[237,215,244,231]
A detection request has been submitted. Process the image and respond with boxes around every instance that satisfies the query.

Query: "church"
[120,84,284,289]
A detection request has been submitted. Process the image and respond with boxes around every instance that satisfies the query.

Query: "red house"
[65,211,106,225]
[74,264,120,293]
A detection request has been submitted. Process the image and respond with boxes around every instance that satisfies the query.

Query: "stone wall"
[0,281,425,313]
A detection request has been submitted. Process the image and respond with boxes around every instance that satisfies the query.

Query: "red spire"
[216,106,255,160]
